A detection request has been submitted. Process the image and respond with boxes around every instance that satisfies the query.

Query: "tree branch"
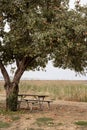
[15,58,20,68]
[13,57,27,83]
[13,54,41,84]
[0,60,10,84]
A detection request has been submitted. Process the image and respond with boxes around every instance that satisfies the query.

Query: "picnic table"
[18,94,53,111]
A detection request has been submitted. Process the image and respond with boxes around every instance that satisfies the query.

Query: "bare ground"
[0,98,87,130]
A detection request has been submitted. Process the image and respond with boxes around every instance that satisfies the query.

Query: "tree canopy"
[0,0,87,111]
[0,0,87,81]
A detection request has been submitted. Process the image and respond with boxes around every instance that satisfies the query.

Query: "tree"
[52,2,87,74]
[0,0,87,111]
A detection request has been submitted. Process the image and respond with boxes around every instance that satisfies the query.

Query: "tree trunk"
[5,82,19,111]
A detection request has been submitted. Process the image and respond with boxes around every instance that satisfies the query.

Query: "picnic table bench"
[18,94,53,111]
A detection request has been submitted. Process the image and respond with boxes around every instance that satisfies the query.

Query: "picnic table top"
[18,94,49,97]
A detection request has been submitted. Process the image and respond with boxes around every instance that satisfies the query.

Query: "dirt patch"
[0,99,87,130]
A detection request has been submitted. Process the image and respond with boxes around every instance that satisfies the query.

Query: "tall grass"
[19,80,87,102]
[0,80,87,102]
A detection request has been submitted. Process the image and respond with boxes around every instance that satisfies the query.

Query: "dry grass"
[19,80,87,102]
[0,80,87,102]
[1,80,87,130]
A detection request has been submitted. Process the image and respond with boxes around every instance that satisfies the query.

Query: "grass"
[75,121,87,126]
[0,107,20,116]
[18,80,87,102]
[0,121,10,128]
[34,117,62,127]
[0,111,20,128]
[36,117,53,122]
[1,80,87,102]
[0,108,21,128]
[25,117,54,130]
[28,128,44,130]
[11,115,20,121]
[35,117,54,127]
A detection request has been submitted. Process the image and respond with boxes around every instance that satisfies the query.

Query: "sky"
[69,0,87,8]
[0,0,87,80]
[70,0,87,8]
[21,61,87,80]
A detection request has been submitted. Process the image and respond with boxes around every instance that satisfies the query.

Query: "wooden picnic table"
[18,94,49,101]
[18,94,53,111]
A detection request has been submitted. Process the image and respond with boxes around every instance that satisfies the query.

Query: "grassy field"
[0,80,87,102]
[0,80,87,130]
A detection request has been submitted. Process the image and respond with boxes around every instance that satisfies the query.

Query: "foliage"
[52,5,87,73]
[0,0,87,80]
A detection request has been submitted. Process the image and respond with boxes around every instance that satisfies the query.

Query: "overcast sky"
[69,0,87,8]
[0,0,87,80]
[22,61,87,80]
